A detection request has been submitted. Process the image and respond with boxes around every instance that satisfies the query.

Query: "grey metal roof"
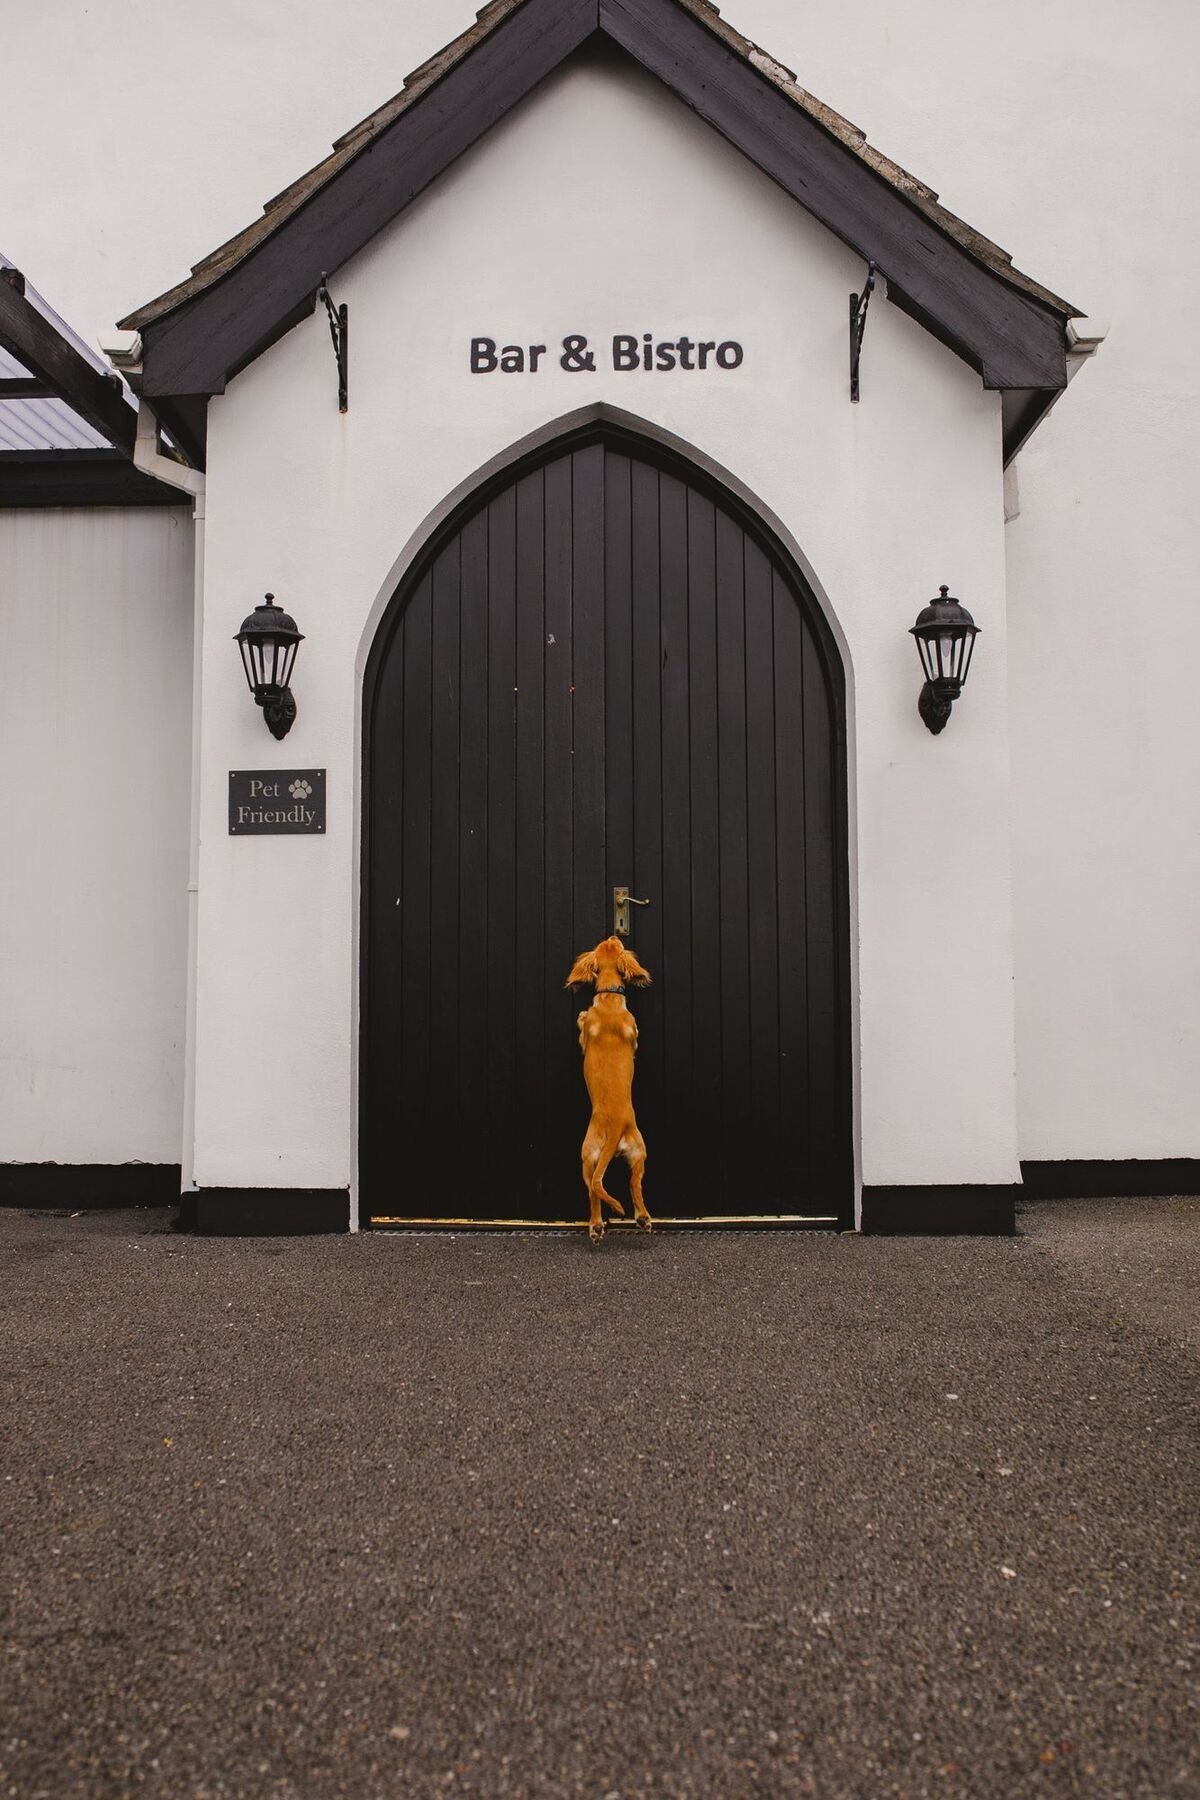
[1,252,136,451]
[0,345,110,450]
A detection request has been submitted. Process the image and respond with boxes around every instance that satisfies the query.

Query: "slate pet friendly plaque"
[229,769,326,835]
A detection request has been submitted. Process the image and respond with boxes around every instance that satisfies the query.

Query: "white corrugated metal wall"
[0,505,194,1165]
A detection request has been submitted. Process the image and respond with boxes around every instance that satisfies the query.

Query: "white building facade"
[2,0,1195,1234]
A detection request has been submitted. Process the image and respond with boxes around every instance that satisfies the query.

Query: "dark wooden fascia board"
[600,0,1066,391]
[224,293,320,386]
[0,450,186,508]
[884,281,987,379]
[139,0,599,397]
[0,271,138,454]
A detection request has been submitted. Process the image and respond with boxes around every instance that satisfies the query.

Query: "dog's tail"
[588,1119,628,1213]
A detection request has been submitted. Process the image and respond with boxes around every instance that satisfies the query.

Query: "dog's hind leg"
[585,1121,627,1238]
[581,1124,615,1242]
[624,1129,652,1233]
[581,1157,603,1242]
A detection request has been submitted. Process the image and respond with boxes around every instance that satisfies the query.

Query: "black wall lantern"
[234,594,304,740]
[910,585,980,735]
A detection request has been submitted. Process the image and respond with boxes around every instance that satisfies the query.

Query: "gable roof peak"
[119,0,1074,340]
[119,0,1085,470]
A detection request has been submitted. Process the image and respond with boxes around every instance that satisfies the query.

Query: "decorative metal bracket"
[849,261,876,403]
[917,682,954,735]
[317,273,348,413]
[259,689,298,740]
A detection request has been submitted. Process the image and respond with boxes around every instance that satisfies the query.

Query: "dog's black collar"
[595,985,625,995]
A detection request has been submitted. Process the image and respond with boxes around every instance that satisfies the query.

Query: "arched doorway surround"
[360,416,853,1227]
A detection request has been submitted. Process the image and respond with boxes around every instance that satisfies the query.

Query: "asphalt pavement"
[3,1197,1197,1799]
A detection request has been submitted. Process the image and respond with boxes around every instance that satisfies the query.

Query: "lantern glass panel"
[938,633,957,680]
[960,629,977,685]
[238,639,257,694]
[277,639,298,689]
[916,635,936,683]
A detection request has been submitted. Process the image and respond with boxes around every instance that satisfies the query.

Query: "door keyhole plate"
[613,886,651,937]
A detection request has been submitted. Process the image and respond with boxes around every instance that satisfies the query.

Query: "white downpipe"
[180,488,205,1194]
[124,398,208,1191]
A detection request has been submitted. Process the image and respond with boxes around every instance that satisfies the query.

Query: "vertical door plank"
[715,509,751,1176]
[486,486,518,1157]
[801,635,838,1198]
[686,488,722,1186]
[457,509,490,1195]
[657,469,695,1202]
[364,615,406,1195]
[571,444,606,952]
[772,568,810,1198]
[428,540,462,1187]
[398,571,434,1200]
[542,455,580,1199]
[743,535,780,1196]
[603,449,634,921]
[630,459,665,1125]
[515,467,548,1194]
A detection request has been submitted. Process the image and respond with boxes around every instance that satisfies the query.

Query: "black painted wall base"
[6,1164,1194,1236]
[861,1185,1017,1235]
[1020,1159,1200,1199]
[182,1188,350,1236]
[861,1161,1200,1233]
[0,1163,182,1208]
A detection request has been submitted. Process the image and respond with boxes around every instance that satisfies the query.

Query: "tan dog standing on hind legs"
[565,936,653,1242]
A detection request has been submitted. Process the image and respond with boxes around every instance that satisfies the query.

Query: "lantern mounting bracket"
[917,684,954,735]
[317,273,348,413]
[260,689,298,741]
[849,261,876,403]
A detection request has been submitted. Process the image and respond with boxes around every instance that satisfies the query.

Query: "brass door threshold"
[368,1214,840,1230]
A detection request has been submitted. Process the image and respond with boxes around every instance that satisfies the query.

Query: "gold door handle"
[613,887,651,937]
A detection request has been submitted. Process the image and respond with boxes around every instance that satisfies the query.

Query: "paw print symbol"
[289,779,312,799]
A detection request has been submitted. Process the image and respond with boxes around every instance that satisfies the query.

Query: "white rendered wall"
[193,49,1015,1196]
[0,506,194,1164]
[5,0,1194,1171]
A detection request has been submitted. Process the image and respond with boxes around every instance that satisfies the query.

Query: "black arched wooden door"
[361,425,850,1226]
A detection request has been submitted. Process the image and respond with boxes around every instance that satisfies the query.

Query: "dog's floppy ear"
[617,946,652,986]
[565,949,599,989]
